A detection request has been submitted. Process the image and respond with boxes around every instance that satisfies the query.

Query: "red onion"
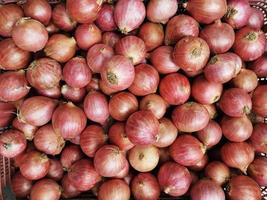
[99,79,118,95]
[30,179,61,200]
[115,161,129,178]
[114,0,145,34]
[75,23,102,50]
[87,43,114,73]
[159,73,190,105]
[23,0,52,25]
[248,157,267,186]
[0,4,23,37]
[184,0,227,24]
[147,0,177,24]
[190,179,225,200]
[129,145,159,172]
[232,69,258,92]
[196,120,222,149]
[159,148,171,164]
[33,124,65,155]
[0,102,16,128]
[84,91,109,125]
[108,122,134,151]
[115,36,146,65]
[100,55,135,91]
[94,144,128,177]
[200,20,235,54]
[11,172,32,198]
[150,46,179,74]
[63,57,92,88]
[12,18,48,52]
[20,151,50,180]
[98,179,130,200]
[224,0,251,29]
[221,142,254,173]
[52,102,87,139]
[0,70,29,102]
[61,85,86,103]
[138,22,164,51]
[47,159,64,181]
[126,110,159,145]
[0,38,31,70]
[250,123,267,153]
[44,34,77,63]
[227,175,261,200]
[18,96,57,127]
[205,161,230,185]
[173,36,210,72]
[86,77,100,92]
[219,88,252,117]
[66,0,102,24]
[204,53,241,83]
[233,27,266,61]
[46,22,60,34]
[109,92,138,121]
[221,115,253,142]
[189,155,209,172]
[248,7,264,30]
[37,86,61,99]
[129,64,159,96]
[252,85,267,117]
[158,162,191,197]
[60,144,83,171]
[96,4,116,31]
[170,135,206,166]
[192,75,223,104]
[61,175,81,198]
[102,31,120,48]
[80,125,107,157]
[250,56,267,77]
[52,3,77,31]
[203,104,217,119]
[131,173,160,200]
[0,129,26,158]
[165,15,199,45]
[172,102,210,132]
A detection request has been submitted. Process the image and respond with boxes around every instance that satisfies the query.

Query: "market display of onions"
[0,0,266,199]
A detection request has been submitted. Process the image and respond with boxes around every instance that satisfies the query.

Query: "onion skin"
[173,36,210,72]
[129,64,159,96]
[170,135,206,166]
[221,116,253,142]
[96,4,117,31]
[109,92,138,121]
[227,175,261,200]
[0,102,16,128]
[47,159,64,181]
[159,73,190,105]
[115,36,146,65]
[114,0,145,34]
[80,125,107,157]
[248,7,264,30]
[221,142,254,173]
[20,151,50,180]
[203,104,217,119]
[129,145,159,172]
[190,179,225,200]
[0,39,31,71]
[157,162,191,197]
[23,0,52,25]
[185,0,227,24]
[233,27,266,61]
[19,96,58,127]
[61,175,81,198]
[30,179,61,200]
[165,15,199,46]
[94,144,128,177]
[37,86,61,99]
[84,91,109,125]
[204,161,230,185]
[11,172,32,198]
[252,85,267,117]
[200,20,235,54]
[147,0,178,24]
[102,31,120,48]
[44,34,77,63]
[126,110,159,145]
[60,144,83,171]
[250,123,267,153]
[0,129,26,158]
[98,179,130,200]
[33,124,65,155]
[87,43,114,73]
[63,57,92,88]
[86,77,100,92]
[131,173,160,200]
[61,85,86,103]
[12,18,48,52]
[250,56,267,77]
[232,69,258,92]
[248,157,267,186]
[52,102,87,139]
[172,102,210,132]
[0,70,30,102]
